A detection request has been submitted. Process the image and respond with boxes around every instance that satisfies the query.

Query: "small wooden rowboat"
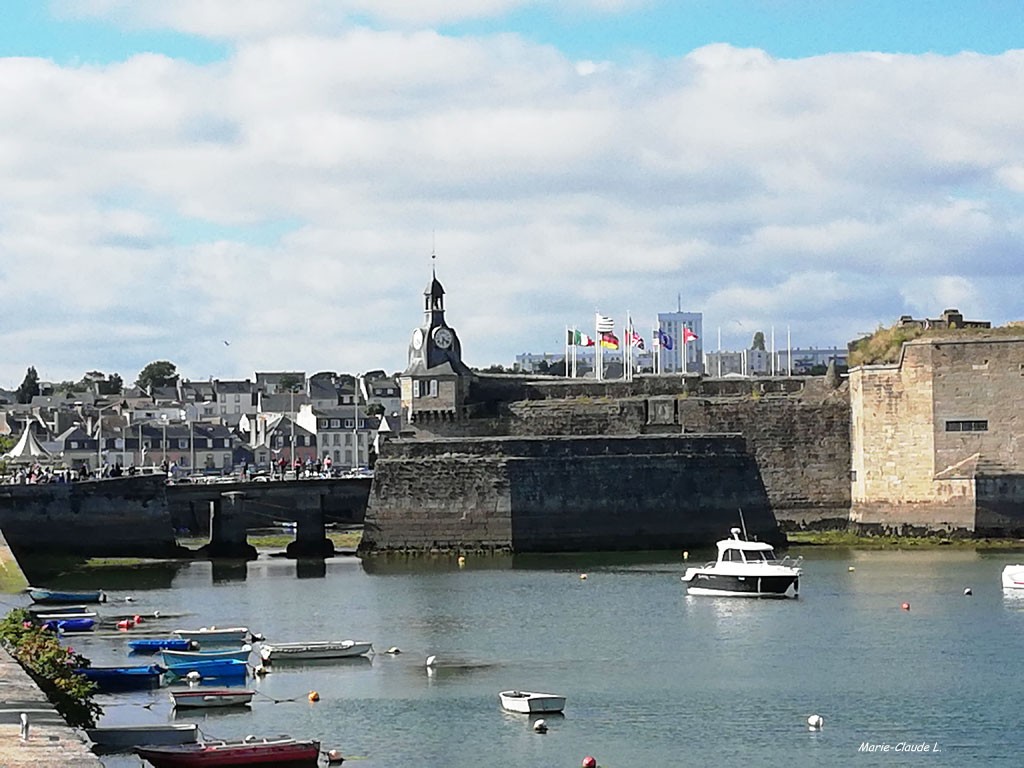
[170,688,256,709]
[75,664,165,692]
[86,722,198,751]
[499,690,566,714]
[136,736,321,767]
[172,627,250,645]
[258,640,373,662]
[162,646,251,664]
[28,587,106,604]
[129,638,198,654]
[41,617,96,633]
[163,658,249,680]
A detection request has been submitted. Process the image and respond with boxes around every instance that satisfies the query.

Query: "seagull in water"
[222,340,231,346]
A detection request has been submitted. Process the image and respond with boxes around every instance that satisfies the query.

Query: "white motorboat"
[172,626,250,644]
[499,690,566,714]
[1002,564,1024,589]
[259,640,373,662]
[681,527,802,597]
[170,688,256,708]
[85,722,198,750]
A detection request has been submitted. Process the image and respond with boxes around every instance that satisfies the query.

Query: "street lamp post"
[352,375,362,470]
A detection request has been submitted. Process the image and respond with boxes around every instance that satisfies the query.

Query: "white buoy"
[807,714,824,730]
[386,646,401,654]
[964,587,973,595]
[426,655,437,668]
[848,566,855,572]
[185,671,202,682]
[19,712,29,741]
[533,719,548,733]
[124,596,134,602]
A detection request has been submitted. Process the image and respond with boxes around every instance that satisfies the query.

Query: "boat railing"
[778,554,803,569]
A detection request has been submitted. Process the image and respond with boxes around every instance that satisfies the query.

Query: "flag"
[682,327,699,344]
[657,330,674,350]
[600,332,619,350]
[569,329,594,346]
[596,314,614,333]
[630,330,645,349]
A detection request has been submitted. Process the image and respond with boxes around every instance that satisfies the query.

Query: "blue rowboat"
[129,638,197,654]
[163,658,249,680]
[75,664,165,692]
[161,646,251,665]
[28,587,106,604]
[41,617,96,633]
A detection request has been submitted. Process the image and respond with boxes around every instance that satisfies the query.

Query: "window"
[946,420,988,432]
[413,380,421,397]
[743,550,766,563]
[330,419,340,428]
[344,419,353,428]
[70,441,78,449]
[178,439,188,449]
[234,394,240,402]
[429,380,438,397]
[223,453,231,466]
[333,434,340,445]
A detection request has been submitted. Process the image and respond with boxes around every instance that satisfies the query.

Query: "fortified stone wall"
[361,435,780,553]
[0,475,182,558]
[498,392,850,529]
[850,336,1024,535]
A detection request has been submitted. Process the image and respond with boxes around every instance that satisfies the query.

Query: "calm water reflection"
[16,547,1024,767]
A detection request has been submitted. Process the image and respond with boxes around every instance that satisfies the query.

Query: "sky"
[2,0,1024,387]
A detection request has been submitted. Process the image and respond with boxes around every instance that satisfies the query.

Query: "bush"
[0,609,102,727]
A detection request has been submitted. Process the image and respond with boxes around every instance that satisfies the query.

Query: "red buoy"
[582,757,598,768]
[133,614,143,624]
[116,619,134,630]
[901,602,911,611]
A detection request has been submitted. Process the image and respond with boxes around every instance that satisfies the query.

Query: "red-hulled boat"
[136,736,320,767]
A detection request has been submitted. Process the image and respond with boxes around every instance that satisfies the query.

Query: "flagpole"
[787,325,792,377]
[594,313,601,382]
[564,326,569,379]
[717,326,722,378]
[771,325,776,377]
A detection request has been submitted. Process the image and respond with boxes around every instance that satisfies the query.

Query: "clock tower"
[400,262,473,423]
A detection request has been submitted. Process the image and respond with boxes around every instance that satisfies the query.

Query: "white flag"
[596,313,614,333]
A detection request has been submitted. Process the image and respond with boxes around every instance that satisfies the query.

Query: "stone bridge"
[167,478,371,558]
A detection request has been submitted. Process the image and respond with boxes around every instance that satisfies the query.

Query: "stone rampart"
[0,475,183,558]
[361,435,779,553]
[499,392,850,529]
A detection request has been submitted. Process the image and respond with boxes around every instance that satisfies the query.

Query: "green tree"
[751,331,766,351]
[278,373,305,392]
[101,373,124,395]
[136,361,179,391]
[15,366,39,404]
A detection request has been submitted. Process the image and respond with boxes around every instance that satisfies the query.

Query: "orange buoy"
[308,690,320,702]
[901,602,911,611]
[116,619,134,630]
[326,749,345,763]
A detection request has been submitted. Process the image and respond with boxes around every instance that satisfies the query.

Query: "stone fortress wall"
[363,374,852,552]
[851,334,1024,535]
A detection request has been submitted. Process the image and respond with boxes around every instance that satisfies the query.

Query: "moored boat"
[173,626,250,645]
[28,587,106,604]
[41,617,96,633]
[1002,564,1024,589]
[75,664,165,692]
[170,688,256,709]
[28,604,93,616]
[499,690,566,714]
[163,658,249,680]
[86,722,198,751]
[136,736,321,767]
[130,638,198,654]
[680,527,802,598]
[258,640,372,662]
[162,646,251,664]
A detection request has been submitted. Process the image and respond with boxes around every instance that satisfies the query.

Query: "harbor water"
[18,546,1024,767]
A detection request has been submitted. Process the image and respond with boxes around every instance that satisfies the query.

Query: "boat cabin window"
[743,550,774,563]
[722,549,742,562]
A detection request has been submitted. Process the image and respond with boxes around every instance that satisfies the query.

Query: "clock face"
[412,328,424,350]
[433,327,454,349]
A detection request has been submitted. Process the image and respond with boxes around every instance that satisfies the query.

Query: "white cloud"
[3,32,1024,385]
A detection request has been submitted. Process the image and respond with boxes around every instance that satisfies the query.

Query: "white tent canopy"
[2,425,52,463]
